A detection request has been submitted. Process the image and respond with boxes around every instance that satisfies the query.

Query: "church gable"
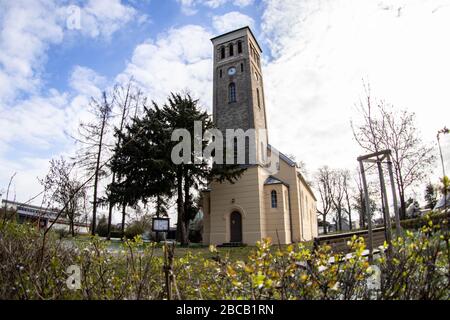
[264,175,289,187]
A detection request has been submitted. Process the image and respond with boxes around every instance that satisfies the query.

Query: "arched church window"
[219,69,222,78]
[220,47,225,59]
[260,141,265,163]
[229,82,236,103]
[238,41,242,54]
[257,88,261,108]
[271,190,277,208]
[229,43,234,56]
[234,137,238,164]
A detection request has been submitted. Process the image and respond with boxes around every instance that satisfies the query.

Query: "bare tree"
[351,84,435,219]
[74,92,113,235]
[341,170,353,230]
[330,169,345,231]
[353,168,378,229]
[106,81,144,239]
[40,158,87,236]
[328,169,354,231]
[354,169,367,228]
[315,166,333,234]
[1,172,17,226]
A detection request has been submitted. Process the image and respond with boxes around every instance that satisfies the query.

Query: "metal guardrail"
[317,227,385,241]
[315,227,386,253]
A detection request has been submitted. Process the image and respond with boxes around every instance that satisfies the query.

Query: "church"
[202,27,318,245]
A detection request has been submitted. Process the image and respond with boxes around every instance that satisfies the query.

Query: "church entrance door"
[230,211,242,243]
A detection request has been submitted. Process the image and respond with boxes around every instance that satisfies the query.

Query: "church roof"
[267,144,317,201]
[267,144,296,167]
[264,176,289,187]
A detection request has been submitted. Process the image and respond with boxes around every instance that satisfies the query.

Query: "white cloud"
[261,0,450,195]
[177,0,199,16]
[3,0,450,207]
[233,0,254,8]
[0,0,64,104]
[70,66,106,98]
[0,0,138,105]
[177,0,254,15]
[0,0,139,201]
[0,65,105,202]
[0,92,68,150]
[0,66,104,160]
[203,0,228,8]
[76,0,138,38]
[117,25,213,109]
[212,11,255,34]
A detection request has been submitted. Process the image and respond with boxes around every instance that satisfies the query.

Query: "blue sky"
[1,0,449,217]
[44,1,261,95]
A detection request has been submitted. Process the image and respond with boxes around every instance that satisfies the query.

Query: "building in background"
[1,200,89,234]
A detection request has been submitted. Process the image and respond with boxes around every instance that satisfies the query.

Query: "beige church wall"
[272,160,303,242]
[297,178,318,241]
[302,191,313,240]
[256,166,269,241]
[262,183,291,244]
[270,156,318,242]
[207,166,264,245]
[202,161,318,245]
[308,194,319,238]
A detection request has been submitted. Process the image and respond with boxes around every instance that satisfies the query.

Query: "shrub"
[0,215,448,300]
[400,211,449,230]
[55,228,71,239]
[95,216,109,237]
[124,223,145,239]
[95,216,122,238]
[109,230,123,239]
[377,216,449,299]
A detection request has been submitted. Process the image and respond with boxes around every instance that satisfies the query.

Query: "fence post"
[386,154,401,238]
[163,242,173,300]
[377,160,392,250]
[359,160,373,263]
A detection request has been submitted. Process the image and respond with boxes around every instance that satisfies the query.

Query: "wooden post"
[377,160,392,250]
[163,242,173,300]
[359,160,373,263]
[386,154,401,238]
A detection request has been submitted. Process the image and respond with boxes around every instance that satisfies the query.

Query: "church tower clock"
[211,27,268,164]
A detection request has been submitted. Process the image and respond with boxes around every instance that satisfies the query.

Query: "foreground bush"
[0,217,448,300]
[400,211,449,230]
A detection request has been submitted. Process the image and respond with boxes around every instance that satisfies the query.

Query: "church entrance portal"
[230,211,242,243]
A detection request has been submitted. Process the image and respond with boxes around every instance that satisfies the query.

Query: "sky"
[0,0,449,221]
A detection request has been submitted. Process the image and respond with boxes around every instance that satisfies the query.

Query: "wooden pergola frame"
[357,149,401,262]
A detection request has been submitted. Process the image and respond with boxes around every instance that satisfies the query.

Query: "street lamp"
[437,127,449,178]
[437,127,449,212]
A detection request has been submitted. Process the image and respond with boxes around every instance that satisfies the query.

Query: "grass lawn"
[64,234,313,261]
[111,241,258,261]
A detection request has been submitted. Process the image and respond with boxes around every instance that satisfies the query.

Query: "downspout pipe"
[286,185,294,243]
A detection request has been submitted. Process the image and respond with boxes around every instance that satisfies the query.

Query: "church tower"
[203,27,318,246]
[211,27,268,164]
